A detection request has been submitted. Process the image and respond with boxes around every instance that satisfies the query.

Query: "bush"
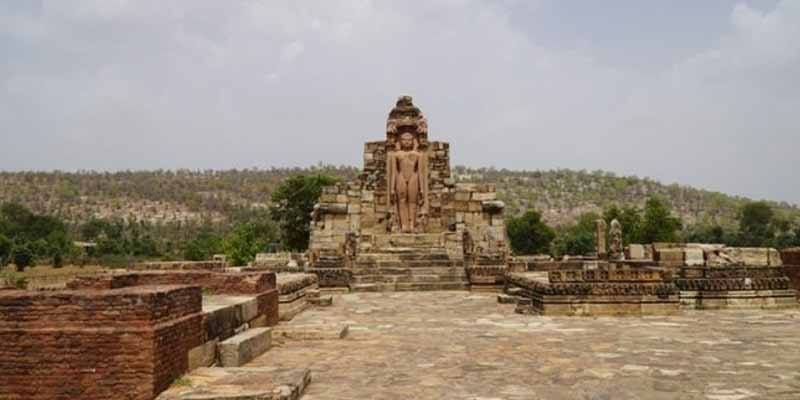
[11,243,34,272]
[183,231,223,261]
[53,252,64,268]
[224,220,278,266]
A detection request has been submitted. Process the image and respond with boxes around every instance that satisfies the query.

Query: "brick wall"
[131,261,228,271]
[0,286,204,400]
[781,247,800,266]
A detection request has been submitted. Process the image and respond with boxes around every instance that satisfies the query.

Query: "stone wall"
[652,244,783,268]
[0,286,204,400]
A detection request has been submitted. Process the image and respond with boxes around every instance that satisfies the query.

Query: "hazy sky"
[1,1,798,203]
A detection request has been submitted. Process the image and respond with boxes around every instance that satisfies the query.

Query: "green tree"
[603,205,643,244]
[551,212,598,257]
[0,234,11,266]
[685,224,728,244]
[0,203,34,239]
[12,243,34,272]
[270,174,337,251]
[738,201,774,246]
[507,210,556,255]
[223,220,278,266]
[640,198,682,243]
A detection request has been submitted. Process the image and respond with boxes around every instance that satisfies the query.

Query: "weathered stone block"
[471,192,496,201]
[218,327,272,367]
[627,244,646,260]
[684,248,705,266]
[656,248,684,265]
[188,339,218,371]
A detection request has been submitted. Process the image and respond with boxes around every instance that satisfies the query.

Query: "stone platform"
[676,267,798,310]
[246,291,800,399]
[506,270,681,316]
[506,265,798,316]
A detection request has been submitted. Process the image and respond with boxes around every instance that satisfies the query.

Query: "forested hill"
[457,167,800,228]
[0,166,797,231]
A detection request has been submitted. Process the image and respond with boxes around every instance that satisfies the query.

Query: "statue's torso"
[396,151,420,182]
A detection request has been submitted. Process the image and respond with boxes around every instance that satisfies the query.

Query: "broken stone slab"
[218,327,272,367]
[481,200,505,214]
[272,324,349,341]
[316,203,348,214]
[157,367,311,400]
[497,294,519,304]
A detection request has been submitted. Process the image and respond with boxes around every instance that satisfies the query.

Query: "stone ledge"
[218,328,272,367]
[272,324,349,341]
[157,367,311,400]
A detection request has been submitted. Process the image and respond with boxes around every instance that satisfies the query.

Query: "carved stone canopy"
[386,95,429,148]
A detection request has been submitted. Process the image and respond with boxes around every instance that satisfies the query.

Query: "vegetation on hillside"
[0,167,799,264]
[509,197,800,256]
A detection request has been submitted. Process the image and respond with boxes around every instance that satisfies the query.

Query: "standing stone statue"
[609,218,624,260]
[388,131,428,233]
[594,219,607,258]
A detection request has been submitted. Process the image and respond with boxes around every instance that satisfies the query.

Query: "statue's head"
[399,132,417,150]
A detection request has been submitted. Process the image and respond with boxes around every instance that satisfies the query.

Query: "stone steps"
[350,281,470,292]
[352,266,468,276]
[352,273,466,284]
[349,235,468,292]
[354,261,460,269]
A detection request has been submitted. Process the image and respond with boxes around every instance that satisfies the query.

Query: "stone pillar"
[594,219,607,258]
[609,219,624,261]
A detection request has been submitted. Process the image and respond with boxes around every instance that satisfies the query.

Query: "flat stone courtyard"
[250,291,800,400]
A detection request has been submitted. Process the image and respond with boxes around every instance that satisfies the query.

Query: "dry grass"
[1,264,108,278]
[1,264,111,290]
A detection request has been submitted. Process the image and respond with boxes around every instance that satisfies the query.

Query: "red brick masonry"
[68,271,277,295]
[1,271,280,399]
[781,248,800,299]
[0,285,204,400]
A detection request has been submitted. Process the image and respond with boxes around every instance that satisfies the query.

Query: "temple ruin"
[1,96,799,399]
[308,96,509,291]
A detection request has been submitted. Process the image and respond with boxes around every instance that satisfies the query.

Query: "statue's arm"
[419,151,428,210]
[387,152,396,204]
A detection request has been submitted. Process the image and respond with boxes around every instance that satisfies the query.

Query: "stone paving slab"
[249,291,800,400]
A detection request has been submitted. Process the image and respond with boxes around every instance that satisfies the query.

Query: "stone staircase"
[350,234,469,292]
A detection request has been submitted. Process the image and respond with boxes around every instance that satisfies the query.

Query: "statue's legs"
[407,175,419,232]
[396,180,410,233]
